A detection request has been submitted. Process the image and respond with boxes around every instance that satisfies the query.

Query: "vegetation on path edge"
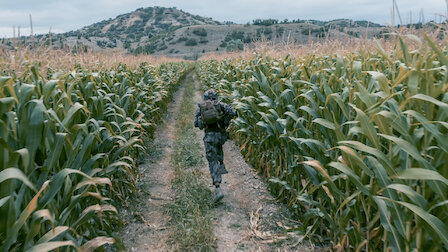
[196,34,448,251]
[167,73,216,251]
[0,62,191,251]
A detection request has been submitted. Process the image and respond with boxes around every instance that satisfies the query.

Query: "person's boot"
[218,164,228,174]
[214,187,224,203]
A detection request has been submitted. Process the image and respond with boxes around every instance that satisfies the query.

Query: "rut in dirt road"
[118,82,186,251]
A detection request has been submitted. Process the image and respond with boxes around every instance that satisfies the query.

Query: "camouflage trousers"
[203,131,228,185]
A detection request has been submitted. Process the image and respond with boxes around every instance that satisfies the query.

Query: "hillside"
[65,7,221,41]
[2,6,393,59]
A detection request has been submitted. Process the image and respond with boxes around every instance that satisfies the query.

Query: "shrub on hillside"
[185,38,198,46]
[192,28,207,37]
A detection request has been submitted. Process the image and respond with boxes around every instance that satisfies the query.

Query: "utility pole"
[419,8,425,24]
[391,2,395,26]
[48,26,52,49]
[393,0,403,26]
[29,14,34,46]
[446,0,448,22]
[13,25,16,47]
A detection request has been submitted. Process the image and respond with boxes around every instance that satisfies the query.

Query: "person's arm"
[220,103,237,127]
[223,103,237,118]
[194,106,204,129]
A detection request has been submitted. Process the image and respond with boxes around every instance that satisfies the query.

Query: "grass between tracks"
[167,74,216,251]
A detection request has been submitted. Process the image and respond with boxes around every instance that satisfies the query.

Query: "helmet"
[204,89,218,100]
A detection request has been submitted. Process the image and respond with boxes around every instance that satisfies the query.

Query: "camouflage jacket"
[194,100,237,133]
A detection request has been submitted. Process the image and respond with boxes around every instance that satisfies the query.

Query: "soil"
[118,73,317,251]
[118,86,185,251]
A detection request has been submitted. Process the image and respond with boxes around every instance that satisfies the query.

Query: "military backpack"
[200,100,223,125]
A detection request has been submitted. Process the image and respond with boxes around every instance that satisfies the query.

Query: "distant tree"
[225,31,245,42]
[275,26,285,37]
[253,19,278,26]
[192,28,207,37]
[177,37,188,42]
[226,39,243,51]
[185,38,197,46]
[243,34,253,43]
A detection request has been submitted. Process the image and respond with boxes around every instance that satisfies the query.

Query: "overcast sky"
[0,0,446,38]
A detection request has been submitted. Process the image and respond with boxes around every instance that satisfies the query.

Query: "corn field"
[0,62,190,251]
[197,35,448,251]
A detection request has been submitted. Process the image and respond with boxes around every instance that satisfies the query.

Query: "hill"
[2,6,394,59]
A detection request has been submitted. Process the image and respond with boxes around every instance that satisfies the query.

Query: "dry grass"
[199,25,448,61]
[1,24,446,75]
[0,45,185,76]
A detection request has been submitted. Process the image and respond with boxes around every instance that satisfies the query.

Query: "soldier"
[194,89,237,203]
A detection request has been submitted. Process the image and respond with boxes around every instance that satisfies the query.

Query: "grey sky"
[0,0,446,38]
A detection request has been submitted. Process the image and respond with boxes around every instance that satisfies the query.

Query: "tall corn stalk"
[0,62,191,251]
[196,35,448,251]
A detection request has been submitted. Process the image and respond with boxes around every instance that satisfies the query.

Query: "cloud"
[0,0,446,38]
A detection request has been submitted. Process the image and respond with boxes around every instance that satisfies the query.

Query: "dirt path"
[192,74,312,252]
[119,72,315,251]
[118,84,185,251]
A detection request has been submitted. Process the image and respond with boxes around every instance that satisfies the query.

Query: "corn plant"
[0,62,191,251]
[196,35,448,251]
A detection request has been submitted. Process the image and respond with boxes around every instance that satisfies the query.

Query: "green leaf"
[26,241,77,252]
[351,105,380,148]
[3,181,50,251]
[366,71,390,95]
[0,196,11,208]
[328,162,370,195]
[373,197,403,251]
[0,97,16,114]
[423,32,448,67]
[79,237,115,251]
[62,102,86,128]
[386,184,428,209]
[394,168,448,186]
[406,94,448,114]
[0,168,35,191]
[313,118,335,130]
[378,134,429,166]
[379,196,448,248]
[36,226,69,244]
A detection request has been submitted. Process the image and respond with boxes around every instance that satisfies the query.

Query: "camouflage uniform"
[194,91,237,186]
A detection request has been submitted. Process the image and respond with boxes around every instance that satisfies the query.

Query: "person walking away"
[194,89,237,203]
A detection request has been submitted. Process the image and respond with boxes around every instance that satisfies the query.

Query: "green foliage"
[226,39,244,52]
[253,19,279,26]
[256,27,273,39]
[177,37,188,43]
[300,27,325,37]
[185,38,198,46]
[224,31,245,42]
[192,28,208,37]
[168,74,215,251]
[0,62,192,250]
[196,36,448,251]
